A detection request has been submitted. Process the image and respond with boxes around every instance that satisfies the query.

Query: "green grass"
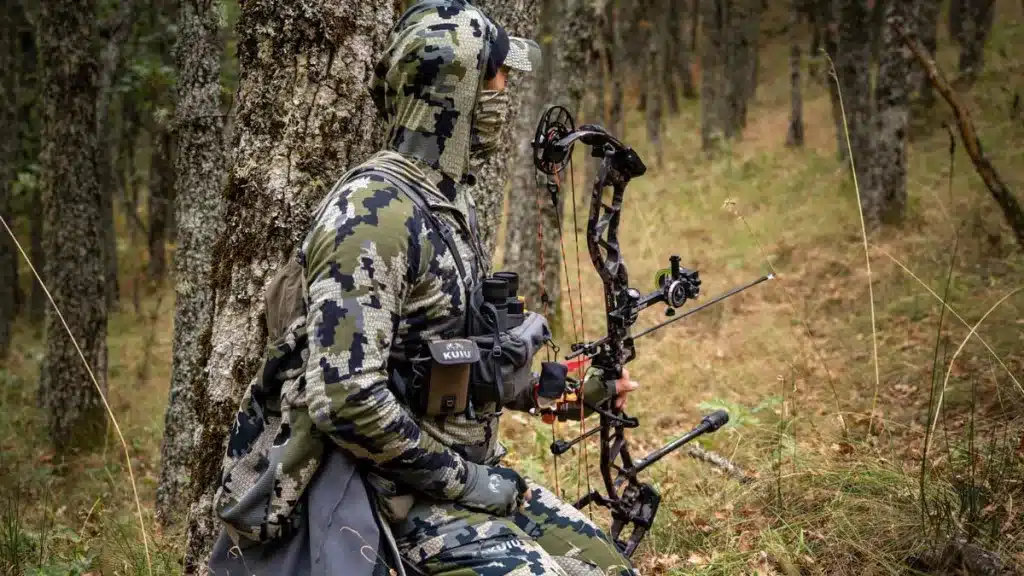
[3,1,1024,574]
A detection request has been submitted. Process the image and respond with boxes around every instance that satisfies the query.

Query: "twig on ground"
[685,444,755,484]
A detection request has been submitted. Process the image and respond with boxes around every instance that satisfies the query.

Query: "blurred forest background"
[2,0,1023,574]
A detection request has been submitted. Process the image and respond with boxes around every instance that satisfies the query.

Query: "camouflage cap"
[486,23,541,78]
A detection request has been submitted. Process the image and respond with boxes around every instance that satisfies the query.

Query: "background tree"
[179,2,398,568]
[155,0,226,529]
[645,0,665,168]
[1,1,23,358]
[147,122,174,281]
[95,0,137,308]
[503,0,564,313]
[869,0,915,227]
[786,0,805,147]
[501,0,601,322]
[470,0,542,257]
[957,0,996,84]
[915,0,940,107]
[36,0,109,449]
[835,0,874,197]
[727,0,760,132]
[701,0,728,149]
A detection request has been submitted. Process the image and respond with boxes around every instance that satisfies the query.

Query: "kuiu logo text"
[442,350,473,361]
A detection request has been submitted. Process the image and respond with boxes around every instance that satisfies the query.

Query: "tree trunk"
[0,185,13,359]
[915,0,939,107]
[29,186,44,325]
[726,0,758,134]
[147,127,173,281]
[663,0,682,114]
[701,0,728,150]
[95,0,135,309]
[1,3,20,358]
[786,0,805,147]
[180,2,397,570]
[957,0,995,83]
[680,0,698,100]
[607,0,625,141]
[836,0,874,200]
[468,0,542,260]
[871,0,914,226]
[37,0,108,450]
[645,0,665,167]
[502,0,598,326]
[155,0,226,529]
[948,0,964,46]
[503,0,561,317]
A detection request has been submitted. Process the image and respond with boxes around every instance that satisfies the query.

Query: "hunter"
[208,1,639,574]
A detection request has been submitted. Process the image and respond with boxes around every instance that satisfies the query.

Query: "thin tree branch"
[893,22,1024,250]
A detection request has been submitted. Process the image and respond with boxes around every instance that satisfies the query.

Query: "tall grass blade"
[0,215,153,575]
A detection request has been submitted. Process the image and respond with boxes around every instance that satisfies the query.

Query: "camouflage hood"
[370,0,497,184]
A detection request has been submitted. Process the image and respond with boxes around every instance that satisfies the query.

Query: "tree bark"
[957,0,995,83]
[29,185,44,325]
[147,127,173,281]
[835,0,874,201]
[95,0,136,308]
[680,0,698,100]
[914,0,939,107]
[786,0,805,147]
[870,0,914,226]
[949,0,965,46]
[823,0,847,160]
[37,0,108,450]
[469,0,542,260]
[502,0,598,325]
[645,0,665,167]
[1,2,21,358]
[503,0,561,316]
[180,2,397,570]
[725,0,758,134]
[701,0,728,150]
[155,0,226,529]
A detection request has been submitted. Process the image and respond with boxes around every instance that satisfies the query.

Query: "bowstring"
[567,155,594,518]
[536,165,560,498]
[551,167,586,506]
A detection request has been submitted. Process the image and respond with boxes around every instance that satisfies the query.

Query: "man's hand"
[456,462,528,516]
[613,367,640,411]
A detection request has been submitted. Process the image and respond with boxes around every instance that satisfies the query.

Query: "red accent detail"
[563,357,591,373]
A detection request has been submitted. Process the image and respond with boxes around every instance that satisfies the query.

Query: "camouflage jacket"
[213,0,613,544]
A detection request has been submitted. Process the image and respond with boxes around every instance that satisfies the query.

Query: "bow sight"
[532,104,772,557]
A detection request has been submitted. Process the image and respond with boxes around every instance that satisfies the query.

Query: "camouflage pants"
[393,482,636,576]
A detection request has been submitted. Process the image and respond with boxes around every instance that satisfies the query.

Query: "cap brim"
[504,37,541,73]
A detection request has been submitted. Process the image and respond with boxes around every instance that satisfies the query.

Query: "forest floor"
[3,4,1024,575]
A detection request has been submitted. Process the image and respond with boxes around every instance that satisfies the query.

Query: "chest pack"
[373,172,553,420]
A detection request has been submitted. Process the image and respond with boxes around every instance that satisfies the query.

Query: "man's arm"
[302,178,470,499]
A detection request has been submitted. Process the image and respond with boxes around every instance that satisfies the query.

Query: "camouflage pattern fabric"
[371,0,495,183]
[395,481,636,575]
[213,0,625,569]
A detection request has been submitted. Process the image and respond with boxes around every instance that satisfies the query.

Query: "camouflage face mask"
[470,89,510,161]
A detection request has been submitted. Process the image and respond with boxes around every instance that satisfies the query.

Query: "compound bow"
[531,105,773,557]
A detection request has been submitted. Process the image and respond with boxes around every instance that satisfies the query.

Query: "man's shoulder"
[315,170,428,233]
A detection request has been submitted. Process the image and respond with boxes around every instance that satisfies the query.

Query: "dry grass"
[2,2,1023,574]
